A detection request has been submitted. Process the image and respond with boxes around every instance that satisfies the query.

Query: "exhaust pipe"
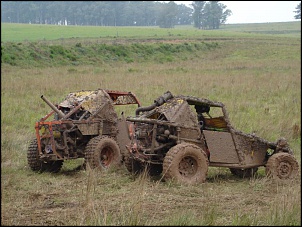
[135,91,173,116]
[41,95,66,119]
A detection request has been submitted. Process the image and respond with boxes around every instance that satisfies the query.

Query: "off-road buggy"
[27,89,140,173]
[124,91,299,184]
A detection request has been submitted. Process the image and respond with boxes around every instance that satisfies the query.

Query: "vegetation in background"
[1,21,300,68]
[2,1,300,29]
[1,22,301,225]
[192,1,232,29]
[1,1,192,27]
[1,40,219,67]
[294,2,301,19]
[1,21,300,43]
[0,1,233,28]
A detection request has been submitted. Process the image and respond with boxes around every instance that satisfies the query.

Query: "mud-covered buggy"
[125,91,299,184]
[27,89,140,173]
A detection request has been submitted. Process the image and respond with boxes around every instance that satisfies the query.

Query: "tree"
[176,3,193,25]
[294,2,301,19]
[192,1,206,29]
[157,1,178,28]
[192,1,232,29]
[0,1,193,27]
[203,1,221,29]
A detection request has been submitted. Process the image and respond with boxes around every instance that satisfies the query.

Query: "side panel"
[232,132,268,166]
[179,128,201,141]
[77,122,100,135]
[203,130,239,164]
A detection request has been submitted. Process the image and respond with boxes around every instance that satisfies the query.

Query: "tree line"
[1,1,236,29]
[294,2,301,19]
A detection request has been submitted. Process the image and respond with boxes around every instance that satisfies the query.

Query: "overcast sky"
[174,1,300,24]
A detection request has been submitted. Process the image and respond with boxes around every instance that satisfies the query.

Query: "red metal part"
[35,120,64,159]
[39,110,55,122]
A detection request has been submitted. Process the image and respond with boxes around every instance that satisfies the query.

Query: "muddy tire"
[265,153,299,180]
[84,135,121,170]
[27,139,63,173]
[229,167,258,178]
[163,143,209,185]
[27,139,42,171]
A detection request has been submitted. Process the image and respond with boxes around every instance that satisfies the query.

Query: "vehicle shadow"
[206,172,266,183]
[58,163,85,176]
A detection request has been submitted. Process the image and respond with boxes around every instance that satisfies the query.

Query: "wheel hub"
[100,147,114,168]
[179,156,197,177]
[278,161,291,177]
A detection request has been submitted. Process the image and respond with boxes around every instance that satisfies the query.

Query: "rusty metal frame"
[35,89,142,161]
[35,109,109,159]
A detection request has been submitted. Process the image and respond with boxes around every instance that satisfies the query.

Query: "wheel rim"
[277,161,292,178]
[179,156,198,177]
[100,146,115,168]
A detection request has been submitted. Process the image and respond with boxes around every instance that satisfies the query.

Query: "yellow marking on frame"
[74,91,93,97]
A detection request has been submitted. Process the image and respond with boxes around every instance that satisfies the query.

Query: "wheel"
[84,135,121,170]
[163,143,209,185]
[266,153,299,180]
[27,139,42,171]
[27,139,63,173]
[229,167,258,178]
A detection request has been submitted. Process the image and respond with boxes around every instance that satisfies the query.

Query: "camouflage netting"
[157,98,199,128]
[59,89,113,114]
[59,89,118,133]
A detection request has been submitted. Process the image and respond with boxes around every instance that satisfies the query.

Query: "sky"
[174,1,300,24]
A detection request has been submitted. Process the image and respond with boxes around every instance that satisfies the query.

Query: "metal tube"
[135,103,157,116]
[135,91,173,116]
[41,95,76,131]
[62,104,82,120]
[41,95,66,119]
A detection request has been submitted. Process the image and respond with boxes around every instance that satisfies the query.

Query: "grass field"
[1,22,301,225]
[1,21,301,42]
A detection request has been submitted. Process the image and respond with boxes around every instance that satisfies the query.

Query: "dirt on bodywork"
[27,88,140,173]
[124,91,299,184]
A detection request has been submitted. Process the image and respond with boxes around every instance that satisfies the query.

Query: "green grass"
[1,22,301,225]
[1,41,219,67]
[1,21,300,42]
[219,21,301,35]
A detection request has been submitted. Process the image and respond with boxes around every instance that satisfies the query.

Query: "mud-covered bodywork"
[125,91,299,183]
[28,89,140,173]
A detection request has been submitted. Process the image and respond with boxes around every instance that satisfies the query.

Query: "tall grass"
[1,23,301,225]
